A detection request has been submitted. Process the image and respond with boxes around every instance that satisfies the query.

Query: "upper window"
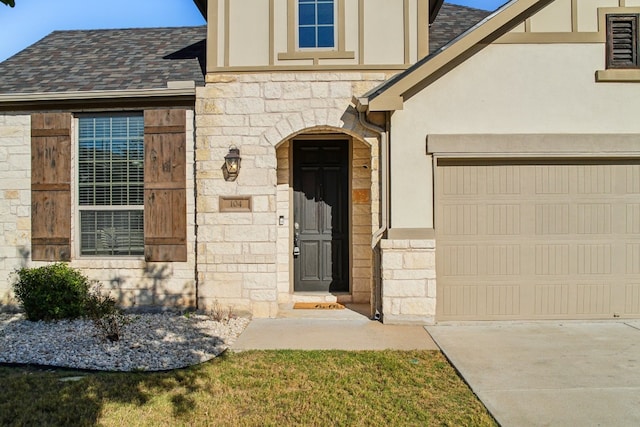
[77,114,144,256]
[606,14,639,69]
[298,0,335,49]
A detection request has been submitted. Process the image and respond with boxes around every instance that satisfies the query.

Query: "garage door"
[436,159,640,321]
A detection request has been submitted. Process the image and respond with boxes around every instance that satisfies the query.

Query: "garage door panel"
[626,204,640,233]
[625,284,640,314]
[436,160,640,321]
[576,284,611,315]
[487,165,521,194]
[440,245,478,276]
[486,285,521,316]
[535,244,571,275]
[487,204,521,235]
[486,245,521,275]
[577,204,611,234]
[534,284,570,316]
[626,165,640,193]
[577,244,612,275]
[441,204,478,235]
[441,166,479,195]
[577,165,613,194]
[442,284,479,317]
[628,244,640,274]
[535,165,570,194]
[535,203,571,235]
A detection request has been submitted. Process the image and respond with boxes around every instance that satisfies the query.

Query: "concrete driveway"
[426,321,640,427]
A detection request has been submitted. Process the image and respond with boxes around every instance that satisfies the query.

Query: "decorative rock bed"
[0,312,250,372]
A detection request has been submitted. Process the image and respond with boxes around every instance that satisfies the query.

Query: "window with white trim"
[77,114,144,256]
[298,0,335,49]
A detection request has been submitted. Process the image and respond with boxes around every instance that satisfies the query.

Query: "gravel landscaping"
[0,312,250,372]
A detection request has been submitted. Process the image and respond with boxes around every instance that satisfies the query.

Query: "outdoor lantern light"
[223,146,241,181]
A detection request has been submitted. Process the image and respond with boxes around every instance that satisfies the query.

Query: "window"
[298,0,335,49]
[77,114,144,256]
[606,14,639,69]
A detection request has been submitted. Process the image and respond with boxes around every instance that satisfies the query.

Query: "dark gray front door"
[293,140,349,292]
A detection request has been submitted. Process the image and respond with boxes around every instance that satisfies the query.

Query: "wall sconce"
[223,146,241,181]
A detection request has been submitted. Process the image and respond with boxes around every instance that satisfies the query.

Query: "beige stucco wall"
[0,111,197,310]
[530,0,572,32]
[390,42,640,229]
[228,0,270,66]
[576,0,619,32]
[362,0,405,65]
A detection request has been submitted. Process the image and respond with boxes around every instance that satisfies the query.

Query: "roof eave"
[364,0,556,112]
[429,0,445,24]
[193,0,207,21]
[0,86,197,112]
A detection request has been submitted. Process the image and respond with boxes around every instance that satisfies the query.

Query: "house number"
[219,196,252,212]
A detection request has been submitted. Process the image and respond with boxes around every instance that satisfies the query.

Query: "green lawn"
[0,350,496,426]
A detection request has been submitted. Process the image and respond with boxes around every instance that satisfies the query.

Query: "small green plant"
[85,284,129,342]
[12,263,90,321]
[209,300,235,323]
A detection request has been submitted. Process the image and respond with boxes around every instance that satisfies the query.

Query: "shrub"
[85,283,129,342]
[12,263,91,321]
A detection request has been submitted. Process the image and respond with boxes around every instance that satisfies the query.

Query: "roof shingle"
[0,26,206,94]
[430,3,492,52]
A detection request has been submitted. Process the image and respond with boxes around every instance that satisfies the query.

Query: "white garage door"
[436,159,640,321]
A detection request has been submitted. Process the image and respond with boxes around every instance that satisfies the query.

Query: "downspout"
[356,104,389,321]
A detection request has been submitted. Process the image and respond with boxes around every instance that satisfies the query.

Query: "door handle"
[293,222,300,257]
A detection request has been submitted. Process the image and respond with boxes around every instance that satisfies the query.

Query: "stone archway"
[273,123,378,309]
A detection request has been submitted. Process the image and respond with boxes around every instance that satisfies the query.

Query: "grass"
[0,350,496,427]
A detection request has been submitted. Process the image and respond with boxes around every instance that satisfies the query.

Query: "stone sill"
[381,240,436,250]
[596,69,640,82]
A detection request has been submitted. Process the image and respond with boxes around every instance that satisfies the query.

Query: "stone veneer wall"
[380,239,436,324]
[0,114,31,306]
[0,111,197,309]
[195,72,390,317]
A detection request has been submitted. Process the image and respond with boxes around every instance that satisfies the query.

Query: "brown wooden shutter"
[31,113,72,261]
[607,14,639,69]
[144,109,187,262]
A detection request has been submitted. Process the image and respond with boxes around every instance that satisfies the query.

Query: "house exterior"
[364,0,640,321]
[1,0,638,323]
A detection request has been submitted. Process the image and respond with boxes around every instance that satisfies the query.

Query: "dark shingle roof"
[430,3,492,52]
[0,26,206,94]
[0,3,487,96]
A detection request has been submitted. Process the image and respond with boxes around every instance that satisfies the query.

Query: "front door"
[293,140,349,292]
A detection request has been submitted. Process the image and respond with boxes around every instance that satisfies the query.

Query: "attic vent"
[606,14,639,69]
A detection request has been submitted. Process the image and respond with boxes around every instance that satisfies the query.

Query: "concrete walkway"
[427,321,640,427]
[232,304,438,351]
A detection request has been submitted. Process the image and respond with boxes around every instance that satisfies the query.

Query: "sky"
[0,0,506,63]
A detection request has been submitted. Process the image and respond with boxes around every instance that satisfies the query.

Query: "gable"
[364,0,640,112]
[363,0,558,111]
